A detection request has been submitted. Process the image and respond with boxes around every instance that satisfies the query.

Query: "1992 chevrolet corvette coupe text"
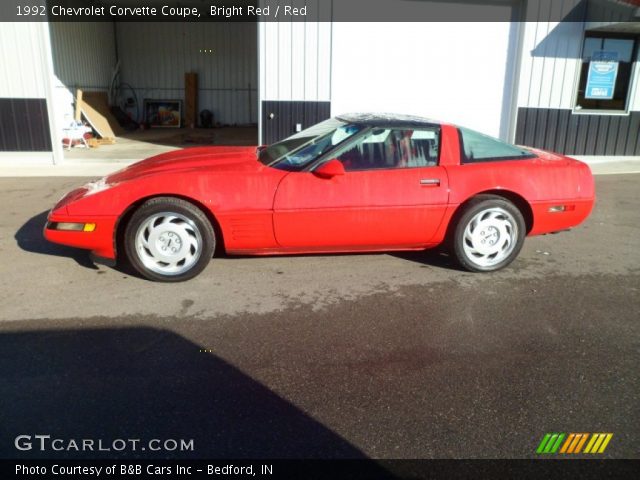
[45,114,595,282]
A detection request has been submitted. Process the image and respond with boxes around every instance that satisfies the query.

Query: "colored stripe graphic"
[559,433,575,453]
[550,433,565,453]
[564,433,588,454]
[597,434,613,453]
[574,433,589,453]
[536,433,565,454]
[538,433,613,454]
[584,434,600,453]
[536,434,552,454]
[584,433,613,454]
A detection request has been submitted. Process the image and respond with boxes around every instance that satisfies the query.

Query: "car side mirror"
[314,159,345,178]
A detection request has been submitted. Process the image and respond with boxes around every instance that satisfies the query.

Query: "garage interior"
[48,22,258,160]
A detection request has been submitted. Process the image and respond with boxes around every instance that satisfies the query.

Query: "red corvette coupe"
[45,114,595,282]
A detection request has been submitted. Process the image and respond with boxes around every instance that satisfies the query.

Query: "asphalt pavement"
[0,174,638,459]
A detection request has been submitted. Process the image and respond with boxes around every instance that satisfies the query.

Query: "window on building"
[334,128,440,171]
[575,34,638,112]
[459,127,536,164]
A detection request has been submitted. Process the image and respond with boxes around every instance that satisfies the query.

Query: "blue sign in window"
[585,51,619,100]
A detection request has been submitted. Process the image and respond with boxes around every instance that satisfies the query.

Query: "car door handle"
[420,178,440,186]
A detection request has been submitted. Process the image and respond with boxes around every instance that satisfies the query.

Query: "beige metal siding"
[49,22,117,91]
[518,7,640,112]
[259,21,332,102]
[517,0,586,110]
[0,22,49,98]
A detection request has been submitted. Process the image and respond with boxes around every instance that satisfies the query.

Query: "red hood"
[106,146,261,183]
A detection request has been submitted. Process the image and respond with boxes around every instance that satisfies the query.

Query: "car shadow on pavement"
[0,325,391,469]
[14,211,98,270]
[227,249,463,272]
[390,248,464,272]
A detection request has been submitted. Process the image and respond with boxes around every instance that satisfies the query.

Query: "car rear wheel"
[124,197,215,282]
[451,195,525,272]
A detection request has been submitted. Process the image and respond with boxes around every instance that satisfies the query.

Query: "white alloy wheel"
[124,197,216,282]
[452,195,526,272]
[135,212,203,276]
[462,207,518,268]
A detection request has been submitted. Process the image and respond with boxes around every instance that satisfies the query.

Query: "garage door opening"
[48,22,258,162]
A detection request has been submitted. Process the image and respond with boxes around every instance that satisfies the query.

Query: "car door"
[272,127,449,249]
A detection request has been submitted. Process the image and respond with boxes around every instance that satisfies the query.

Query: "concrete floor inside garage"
[62,126,258,162]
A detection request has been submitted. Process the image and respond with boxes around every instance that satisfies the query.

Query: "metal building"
[1,0,639,166]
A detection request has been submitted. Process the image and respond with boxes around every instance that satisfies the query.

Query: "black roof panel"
[336,112,441,128]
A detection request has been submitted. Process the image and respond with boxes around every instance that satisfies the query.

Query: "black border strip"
[4,459,640,480]
[1,0,639,23]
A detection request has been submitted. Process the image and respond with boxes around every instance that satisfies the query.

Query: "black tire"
[124,197,215,282]
[451,195,526,272]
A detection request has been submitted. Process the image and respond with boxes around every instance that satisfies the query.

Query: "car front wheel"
[452,195,526,272]
[124,197,215,282]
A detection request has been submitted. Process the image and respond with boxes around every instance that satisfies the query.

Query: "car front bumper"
[44,210,118,261]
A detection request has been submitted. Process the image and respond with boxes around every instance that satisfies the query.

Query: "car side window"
[275,124,363,170]
[459,127,537,163]
[334,128,440,172]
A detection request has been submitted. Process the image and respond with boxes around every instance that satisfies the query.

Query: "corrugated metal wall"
[259,20,332,102]
[0,22,53,154]
[515,0,640,155]
[116,22,257,126]
[515,107,640,155]
[0,22,49,98]
[517,1,586,110]
[0,98,52,152]
[258,14,333,143]
[517,1,640,111]
[49,22,117,91]
[261,100,331,144]
[48,22,117,131]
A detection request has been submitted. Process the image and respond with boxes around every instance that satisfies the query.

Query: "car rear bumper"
[44,211,118,260]
[529,198,595,235]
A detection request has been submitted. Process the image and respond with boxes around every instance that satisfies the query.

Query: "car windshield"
[258,118,363,170]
